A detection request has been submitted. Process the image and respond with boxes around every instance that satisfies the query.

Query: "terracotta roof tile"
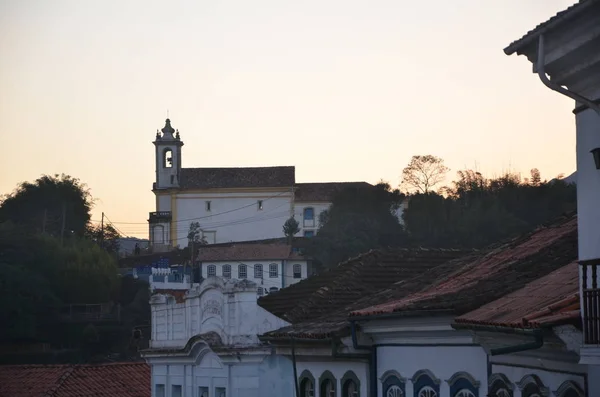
[196,242,302,261]
[0,362,149,397]
[180,166,295,190]
[455,261,580,328]
[504,0,597,55]
[258,247,470,338]
[294,182,373,202]
[351,213,577,318]
[154,289,187,303]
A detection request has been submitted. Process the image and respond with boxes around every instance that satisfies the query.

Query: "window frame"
[319,370,337,397]
[381,370,406,397]
[412,370,440,397]
[254,264,263,279]
[238,264,247,279]
[222,264,231,279]
[269,263,279,278]
[293,264,302,279]
[447,372,480,397]
[341,370,361,397]
[207,265,217,277]
[299,370,316,397]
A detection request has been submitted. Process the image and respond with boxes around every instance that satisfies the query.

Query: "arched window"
[269,263,278,278]
[447,372,479,397]
[488,374,513,397]
[381,370,406,397]
[207,265,216,277]
[293,264,302,279]
[412,370,440,397]
[516,375,549,397]
[163,148,173,168]
[319,371,336,397]
[222,265,231,279]
[299,370,315,397]
[238,264,247,279]
[254,264,263,279]
[341,370,360,397]
[554,380,584,397]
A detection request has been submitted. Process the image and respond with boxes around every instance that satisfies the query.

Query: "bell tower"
[153,118,184,190]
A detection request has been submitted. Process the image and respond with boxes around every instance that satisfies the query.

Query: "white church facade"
[148,118,400,251]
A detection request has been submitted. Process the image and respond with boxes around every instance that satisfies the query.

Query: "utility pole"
[60,202,66,245]
[100,212,105,249]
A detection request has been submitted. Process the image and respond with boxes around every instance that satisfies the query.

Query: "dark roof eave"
[504,0,595,56]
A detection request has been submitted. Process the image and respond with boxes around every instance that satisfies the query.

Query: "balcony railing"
[582,262,600,344]
[149,211,172,223]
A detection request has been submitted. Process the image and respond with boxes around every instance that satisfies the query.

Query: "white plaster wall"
[174,191,294,245]
[294,202,330,236]
[283,260,308,287]
[377,345,488,397]
[575,107,600,261]
[157,195,171,212]
[492,363,585,396]
[296,360,369,397]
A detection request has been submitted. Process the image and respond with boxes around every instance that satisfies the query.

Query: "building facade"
[149,118,385,250]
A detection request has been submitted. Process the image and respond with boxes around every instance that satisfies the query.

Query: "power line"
[91,191,291,225]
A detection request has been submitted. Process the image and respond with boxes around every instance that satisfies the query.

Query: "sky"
[0,0,578,238]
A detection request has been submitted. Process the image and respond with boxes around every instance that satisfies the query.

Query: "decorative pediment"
[489,373,514,391]
[380,370,407,383]
[516,374,549,396]
[553,380,584,397]
[446,371,480,388]
[411,369,441,385]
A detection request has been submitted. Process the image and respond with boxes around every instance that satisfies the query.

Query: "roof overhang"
[504,1,600,96]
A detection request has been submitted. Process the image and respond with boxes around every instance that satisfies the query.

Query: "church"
[148,118,389,251]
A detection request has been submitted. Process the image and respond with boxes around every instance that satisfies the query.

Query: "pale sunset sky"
[0,0,577,238]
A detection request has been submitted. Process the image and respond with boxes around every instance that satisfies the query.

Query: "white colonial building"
[149,118,403,251]
[196,241,309,297]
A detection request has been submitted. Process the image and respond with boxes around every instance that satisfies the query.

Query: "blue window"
[381,371,405,397]
[303,207,314,221]
[304,230,315,238]
[447,372,479,397]
[412,370,440,397]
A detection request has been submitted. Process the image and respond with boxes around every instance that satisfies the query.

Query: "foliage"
[306,182,406,268]
[401,155,450,193]
[85,223,121,255]
[282,217,300,242]
[403,169,576,248]
[187,221,207,247]
[0,174,93,237]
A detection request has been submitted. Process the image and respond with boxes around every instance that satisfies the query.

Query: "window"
[447,372,479,397]
[153,225,165,244]
[257,287,264,296]
[489,374,512,397]
[269,263,278,278]
[223,264,231,279]
[554,381,584,397]
[454,391,475,397]
[412,370,440,397]
[163,148,173,168]
[517,375,548,397]
[304,230,315,238]
[207,265,216,277]
[156,384,165,397]
[303,207,314,220]
[257,200,263,210]
[382,371,405,397]
[293,264,302,279]
[299,370,315,397]
[238,264,247,279]
[199,386,209,397]
[172,385,182,397]
[216,387,226,397]
[319,371,336,397]
[342,371,361,397]
[206,201,211,211]
[254,264,263,279]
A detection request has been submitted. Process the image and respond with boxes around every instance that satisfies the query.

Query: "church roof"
[196,241,303,262]
[294,182,373,202]
[179,166,295,190]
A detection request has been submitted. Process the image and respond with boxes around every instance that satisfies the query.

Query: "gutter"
[349,320,377,397]
[536,34,600,117]
[452,323,544,356]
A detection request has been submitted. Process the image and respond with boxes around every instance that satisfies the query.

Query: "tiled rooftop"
[351,213,577,318]
[0,362,149,397]
[179,166,295,190]
[196,242,303,262]
[258,247,469,338]
[455,261,579,328]
[294,182,373,202]
[154,288,187,303]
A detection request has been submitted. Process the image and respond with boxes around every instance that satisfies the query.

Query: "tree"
[306,183,406,268]
[282,217,300,243]
[187,222,207,246]
[0,174,93,237]
[86,223,121,255]
[401,155,450,193]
